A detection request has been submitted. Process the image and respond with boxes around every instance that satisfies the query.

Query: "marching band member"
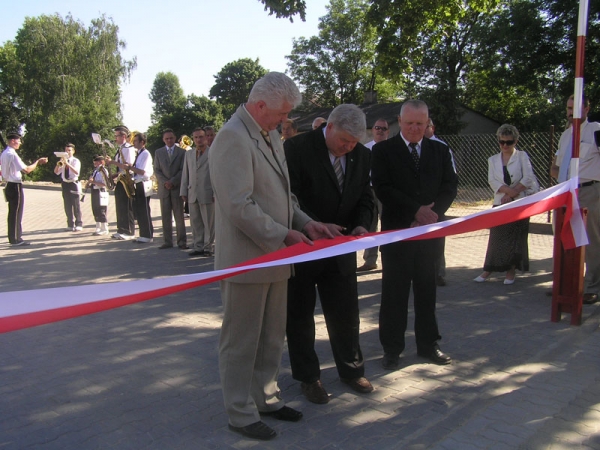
[87,155,111,236]
[111,132,154,243]
[108,125,136,240]
[53,143,83,231]
[0,131,48,246]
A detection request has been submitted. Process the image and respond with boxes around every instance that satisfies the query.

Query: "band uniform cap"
[93,154,105,162]
[6,131,22,140]
[113,125,130,136]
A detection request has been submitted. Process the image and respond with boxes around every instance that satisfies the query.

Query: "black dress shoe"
[260,405,303,422]
[381,353,400,370]
[301,380,329,404]
[178,244,190,249]
[340,377,374,393]
[202,250,214,257]
[188,250,204,257]
[418,345,452,365]
[583,293,599,304]
[436,276,446,286]
[228,421,276,440]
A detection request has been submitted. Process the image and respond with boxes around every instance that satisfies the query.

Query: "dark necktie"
[409,143,420,171]
[64,160,70,180]
[333,157,344,192]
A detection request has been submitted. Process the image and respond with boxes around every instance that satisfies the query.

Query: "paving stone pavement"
[1,185,599,449]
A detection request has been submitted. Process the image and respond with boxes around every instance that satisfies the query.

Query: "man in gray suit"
[209,72,337,440]
[180,127,214,257]
[154,128,188,249]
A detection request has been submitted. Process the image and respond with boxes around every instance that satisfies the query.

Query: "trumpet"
[54,151,69,169]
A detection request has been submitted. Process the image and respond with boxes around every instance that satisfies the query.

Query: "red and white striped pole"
[551,0,591,326]
[570,0,590,169]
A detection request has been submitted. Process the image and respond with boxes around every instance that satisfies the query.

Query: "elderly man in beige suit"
[180,127,214,257]
[209,72,337,441]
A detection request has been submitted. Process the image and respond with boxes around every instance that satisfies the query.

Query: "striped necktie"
[333,157,344,192]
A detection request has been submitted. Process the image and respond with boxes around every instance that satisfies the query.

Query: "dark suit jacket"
[371,134,458,230]
[284,127,374,274]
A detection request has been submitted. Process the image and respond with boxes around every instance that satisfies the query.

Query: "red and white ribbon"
[0,178,586,334]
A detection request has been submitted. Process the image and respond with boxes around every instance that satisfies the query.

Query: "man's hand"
[500,194,513,204]
[164,181,174,190]
[304,220,343,240]
[181,195,187,202]
[284,229,314,247]
[350,226,368,236]
[38,157,48,165]
[415,203,438,225]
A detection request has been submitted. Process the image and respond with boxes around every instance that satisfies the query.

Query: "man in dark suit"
[284,104,375,404]
[154,128,187,249]
[372,99,458,370]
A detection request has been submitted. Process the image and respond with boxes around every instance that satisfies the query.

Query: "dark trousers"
[286,257,364,383]
[379,239,442,355]
[61,181,82,228]
[4,182,24,244]
[114,182,134,235]
[91,189,107,223]
[133,182,153,239]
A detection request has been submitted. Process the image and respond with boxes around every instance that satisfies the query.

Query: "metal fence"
[438,128,558,225]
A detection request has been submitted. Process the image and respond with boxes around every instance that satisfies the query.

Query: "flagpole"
[551,0,590,325]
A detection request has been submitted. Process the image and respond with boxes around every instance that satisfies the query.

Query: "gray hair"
[248,72,302,109]
[328,104,366,140]
[496,124,520,140]
[400,99,429,116]
[312,117,327,129]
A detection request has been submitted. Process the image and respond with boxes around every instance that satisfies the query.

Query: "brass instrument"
[179,135,192,150]
[81,164,114,202]
[54,151,69,170]
[114,143,136,198]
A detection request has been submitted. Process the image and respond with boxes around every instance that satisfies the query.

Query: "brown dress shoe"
[357,263,377,272]
[301,380,329,404]
[340,376,374,394]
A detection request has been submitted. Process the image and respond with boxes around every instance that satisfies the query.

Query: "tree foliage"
[259,0,307,22]
[367,0,600,132]
[0,14,136,180]
[148,71,225,150]
[287,0,397,108]
[209,58,267,118]
[149,72,186,122]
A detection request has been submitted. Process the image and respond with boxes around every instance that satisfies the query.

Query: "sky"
[0,0,329,132]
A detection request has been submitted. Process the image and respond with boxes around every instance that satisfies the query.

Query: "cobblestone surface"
[1,186,599,449]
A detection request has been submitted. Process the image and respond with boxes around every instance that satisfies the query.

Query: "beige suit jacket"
[180,147,213,204]
[209,105,311,284]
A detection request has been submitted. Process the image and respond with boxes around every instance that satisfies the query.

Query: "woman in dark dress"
[474,124,538,285]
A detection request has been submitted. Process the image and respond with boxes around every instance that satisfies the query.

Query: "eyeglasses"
[373,126,388,131]
[498,140,515,146]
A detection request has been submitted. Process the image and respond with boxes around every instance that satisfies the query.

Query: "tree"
[259,0,307,22]
[287,0,394,108]
[149,72,186,122]
[147,94,225,150]
[0,14,136,180]
[209,58,268,118]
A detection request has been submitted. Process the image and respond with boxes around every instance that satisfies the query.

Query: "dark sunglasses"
[373,126,388,131]
[498,140,515,146]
